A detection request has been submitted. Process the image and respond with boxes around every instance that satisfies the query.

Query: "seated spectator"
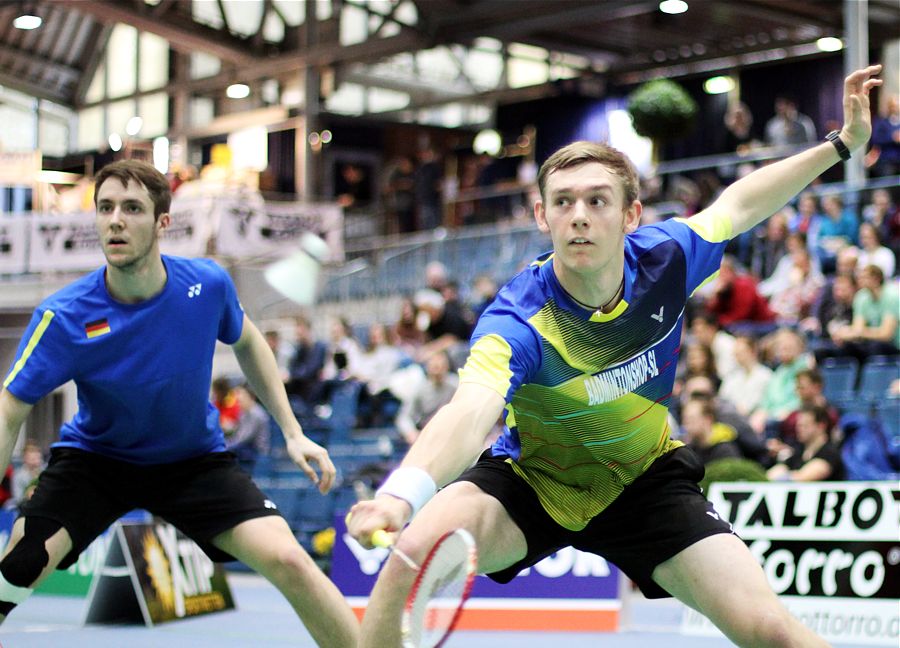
[750,209,790,281]
[857,222,896,279]
[815,195,859,273]
[828,264,900,362]
[778,369,839,446]
[353,323,407,426]
[789,192,821,238]
[706,256,776,331]
[322,316,364,381]
[767,405,844,481]
[414,289,473,363]
[677,342,720,392]
[764,94,817,147]
[392,296,426,358]
[680,376,767,465]
[758,232,822,298]
[766,247,825,325]
[866,94,900,177]
[679,399,743,466]
[394,351,458,445]
[286,315,327,412]
[690,313,737,380]
[749,328,813,437]
[226,384,271,472]
[11,441,44,508]
[211,375,241,435]
[860,189,900,262]
[719,335,773,418]
[805,274,857,362]
[264,328,293,383]
[469,274,498,320]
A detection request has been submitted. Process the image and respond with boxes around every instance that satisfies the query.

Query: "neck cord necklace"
[568,275,625,313]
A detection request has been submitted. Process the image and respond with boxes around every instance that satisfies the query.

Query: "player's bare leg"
[213,516,358,648]
[653,533,829,647]
[359,481,526,648]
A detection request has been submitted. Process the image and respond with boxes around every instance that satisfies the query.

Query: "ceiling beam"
[0,42,80,83]
[54,0,258,66]
[0,72,71,106]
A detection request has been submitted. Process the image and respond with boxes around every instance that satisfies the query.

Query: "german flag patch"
[85,318,111,339]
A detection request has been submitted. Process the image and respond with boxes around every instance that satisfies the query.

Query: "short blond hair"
[537,141,640,208]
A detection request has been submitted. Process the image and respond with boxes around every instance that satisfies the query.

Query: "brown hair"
[537,141,640,208]
[94,160,171,219]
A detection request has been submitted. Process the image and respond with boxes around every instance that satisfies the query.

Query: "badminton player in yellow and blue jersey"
[349,65,882,648]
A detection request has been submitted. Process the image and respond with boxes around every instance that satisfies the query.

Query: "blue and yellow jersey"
[459,212,732,530]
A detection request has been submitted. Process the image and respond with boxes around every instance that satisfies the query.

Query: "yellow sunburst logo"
[142,530,175,614]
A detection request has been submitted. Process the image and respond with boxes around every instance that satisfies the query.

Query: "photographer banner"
[683,482,899,646]
[0,215,28,274]
[215,197,344,263]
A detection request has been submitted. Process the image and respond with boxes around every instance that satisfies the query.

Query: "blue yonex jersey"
[458,212,732,530]
[3,255,245,464]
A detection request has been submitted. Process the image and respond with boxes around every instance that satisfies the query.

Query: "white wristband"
[375,467,437,518]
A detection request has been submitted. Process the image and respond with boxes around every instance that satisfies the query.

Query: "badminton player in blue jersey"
[0,160,357,646]
[349,66,882,647]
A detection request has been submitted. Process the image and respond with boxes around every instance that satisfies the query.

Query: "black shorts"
[456,446,735,598]
[21,447,280,569]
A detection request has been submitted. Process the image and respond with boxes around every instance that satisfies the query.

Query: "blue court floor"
[0,573,877,647]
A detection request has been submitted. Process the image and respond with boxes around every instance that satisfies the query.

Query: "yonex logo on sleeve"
[187,283,202,298]
[650,306,664,322]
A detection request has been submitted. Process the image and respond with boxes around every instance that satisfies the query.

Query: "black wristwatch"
[825,130,851,161]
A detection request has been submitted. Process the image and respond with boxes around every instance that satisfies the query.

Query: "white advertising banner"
[215,196,344,262]
[26,204,212,273]
[27,211,104,272]
[164,195,216,258]
[683,482,900,646]
[0,216,29,274]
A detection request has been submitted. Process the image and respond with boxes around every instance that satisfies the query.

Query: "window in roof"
[191,52,221,80]
[139,92,169,138]
[190,96,215,129]
[192,0,224,30]
[107,25,137,98]
[221,0,264,38]
[39,116,69,157]
[274,0,303,25]
[84,61,105,104]
[326,83,365,115]
[367,87,409,113]
[139,32,169,92]
[340,4,368,46]
[508,57,549,89]
[77,106,103,152]
[464,48,504,90]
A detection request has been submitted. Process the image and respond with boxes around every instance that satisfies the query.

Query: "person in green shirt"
[830,264,899,360]
[749,328,813,438]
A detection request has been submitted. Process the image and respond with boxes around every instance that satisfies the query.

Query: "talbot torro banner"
[684,482,899,646]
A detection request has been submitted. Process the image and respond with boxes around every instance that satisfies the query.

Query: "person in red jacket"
[706,256,776,329]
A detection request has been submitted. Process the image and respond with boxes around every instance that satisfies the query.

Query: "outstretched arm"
[712,65,882,237]
[347,381,505,543]
[232,314,336,492]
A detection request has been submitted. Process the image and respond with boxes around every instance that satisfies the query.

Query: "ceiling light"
[108,133,123,152]
[703,76,735,94]
[13,14,42,30]
[659,0,688,15]
[473,129,502,156]
[125,116,143,136]
[226,83,250,99]
[816,37,843,52]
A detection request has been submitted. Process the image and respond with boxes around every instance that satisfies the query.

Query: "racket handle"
[371,529,396,548]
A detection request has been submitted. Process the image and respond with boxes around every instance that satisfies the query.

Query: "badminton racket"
[366,526,478,648]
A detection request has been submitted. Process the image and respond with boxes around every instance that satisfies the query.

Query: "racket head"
[401,528,477,648]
